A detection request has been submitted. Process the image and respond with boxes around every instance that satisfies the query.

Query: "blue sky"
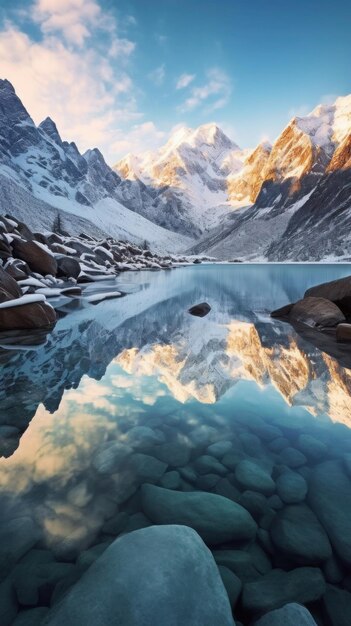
[0,0,350,162]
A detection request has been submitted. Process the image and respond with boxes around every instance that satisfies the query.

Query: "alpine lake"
[2,263,351,625]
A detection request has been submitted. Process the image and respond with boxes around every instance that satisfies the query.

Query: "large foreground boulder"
[289,297,345,328]
[141,484,257,545]
[11,239,57,276]
[0,295,56,331]
[253,602,318,625]
[0,266,21,302]
[43,525,235,626]
[305,275,351,307]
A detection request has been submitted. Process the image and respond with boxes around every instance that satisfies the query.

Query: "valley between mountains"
[1,78,351,261]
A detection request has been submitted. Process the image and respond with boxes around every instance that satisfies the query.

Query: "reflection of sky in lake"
[1,263,351,554]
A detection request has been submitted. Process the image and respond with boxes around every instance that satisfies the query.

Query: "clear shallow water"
[2,264,351,623]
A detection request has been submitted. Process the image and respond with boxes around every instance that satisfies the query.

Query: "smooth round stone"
[196,474,221,490]
[222,452,244,471]
[235,460,275,496]
[239,433,263,456]
[276,471,308,504]
[242,567,326,614]
[0,577,18,626]
[267,495,283,510]
[268,437,290,453]
[189,425,217,446]
[297,434,328,462]
[213,550,261,583]
[322,584,351,626]
[252,424,282,442]
[43,525,235,626]
[279,447,307,468]
[179,467,197,483]
[307,460,351,566]
[0,516,40,581]
[207,441,233,458]
[246,543,272,575]
[125,426,165,448]
[214,478,241,503]
[152,442,191,467]
[92,442,132,474]
[239,491,268,521]
[270,504,332,565]
[252,602,318,625]
[160,470,181,490]
[194,455,227,476]
[102,512,129,536]
[141,484,257,545]
[218,566,242,609]
[125,453,167,483]
[323,556,344,584]
[123,513,151,535]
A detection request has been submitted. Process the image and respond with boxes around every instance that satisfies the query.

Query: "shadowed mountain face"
[2,264,351,459]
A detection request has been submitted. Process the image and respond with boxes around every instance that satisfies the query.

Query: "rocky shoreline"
[0,213,203,335]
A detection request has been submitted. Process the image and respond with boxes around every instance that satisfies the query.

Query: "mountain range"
[1,78,351,260]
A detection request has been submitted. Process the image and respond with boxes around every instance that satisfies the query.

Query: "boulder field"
[3,405,351,626]
[0,213,197,333]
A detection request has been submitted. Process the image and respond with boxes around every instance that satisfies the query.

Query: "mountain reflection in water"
[1,263,351,554]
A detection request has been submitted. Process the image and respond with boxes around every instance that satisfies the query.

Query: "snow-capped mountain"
[0,79,192,253]
[2,77,351,260]
[189,95,351,260]
[114,123,256,237]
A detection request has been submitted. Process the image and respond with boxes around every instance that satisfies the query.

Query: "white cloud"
[0,1,169,163]
[31,0,102,46]
[111,122,166,159]
[176,73,195,90]
[148,64,165,86]
[179,67,232,113]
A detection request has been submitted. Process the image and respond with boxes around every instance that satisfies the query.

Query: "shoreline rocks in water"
[271,274,351,347]
[0,212,201,334]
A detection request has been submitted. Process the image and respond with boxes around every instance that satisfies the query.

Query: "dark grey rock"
[235,460,275,495]
[275,471,308,504]
[289,297,345,328]
[218,566,242,609]
[141,484,257,545]
[252,602,318,625]
[43,525,235,626]
[322,584,351,626]
[308,460,351,566]
[270,504,332,564]
[188,302,211,317]
[242,567,325,614]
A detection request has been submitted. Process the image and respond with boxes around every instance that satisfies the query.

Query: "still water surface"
[1,264,351,621]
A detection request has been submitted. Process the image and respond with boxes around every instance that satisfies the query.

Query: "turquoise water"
[1,263,351,623]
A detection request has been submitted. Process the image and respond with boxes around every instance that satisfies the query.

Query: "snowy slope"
[0,79,192,253]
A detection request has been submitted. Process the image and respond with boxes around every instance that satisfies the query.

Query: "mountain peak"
[0,79,16,94]
[39,117,62,145]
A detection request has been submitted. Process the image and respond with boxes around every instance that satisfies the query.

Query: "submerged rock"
[322,584,351,626]
[242,567,325,615]
[235,460,275,495]
[252,602,318,625]
[307,460,351,566]
[188,302,211,317]
[141,484,257,545]
[43,525,235,626]
[275,471,308,504]
[270,504,332,565]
